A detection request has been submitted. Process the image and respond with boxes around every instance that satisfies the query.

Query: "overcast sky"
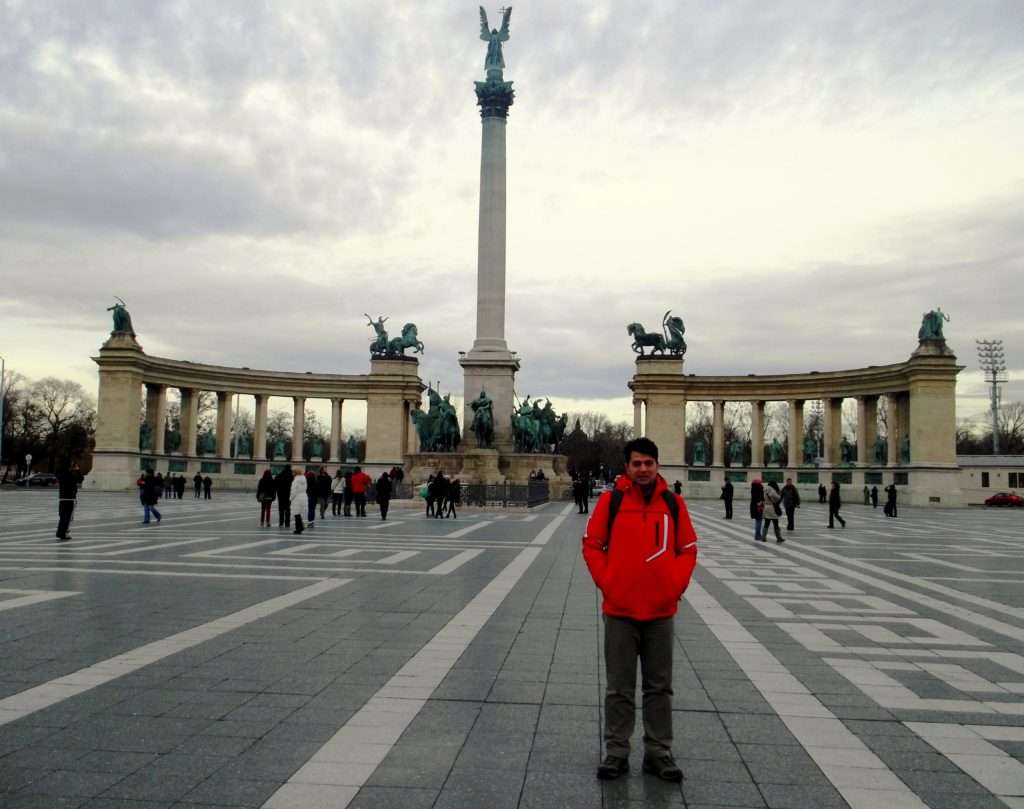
[1,1,1021,431]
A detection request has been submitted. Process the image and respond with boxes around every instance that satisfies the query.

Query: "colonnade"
[89,332,423,490]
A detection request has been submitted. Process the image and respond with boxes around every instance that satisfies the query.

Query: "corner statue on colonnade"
[627,310,687,357]
[918,308,950,342]
[106,297,136,337]
[365,314,424,358]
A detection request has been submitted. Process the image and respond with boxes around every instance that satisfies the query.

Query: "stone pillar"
[329,398,343,462]
[750,401,765,468]
[897,392,911,464]
[144,383,167,454]
[822,397,842,466]
[215,392,233,458]
[94,369,143,454]
[292,396,305,463]
[253,394,268,461]
[633,399,644,437]
[644,395,685,467]
[788,400,803,467]
[180,388,199,456]
[712,400,725,467]
[887,395,900,467]
[857,396,878,466]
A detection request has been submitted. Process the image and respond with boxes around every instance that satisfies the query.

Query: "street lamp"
[976,340,1008,453]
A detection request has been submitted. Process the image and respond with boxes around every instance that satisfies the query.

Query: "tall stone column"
[822,397,842,466]
[215,392,233,458]
[144,383,167,454]
[857,396,878,466]
[180,388,199,456]
[633,400,643,437]
[644,395,685,467]
[788,400,803,467]
[887,394,901,467]
[253,394,268,461]
[750,401,765,468]
[712,401,725,467]
[292,396,305,463]
[329,398,343,462]
[460,65,519,453]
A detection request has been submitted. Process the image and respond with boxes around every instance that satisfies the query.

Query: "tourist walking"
[163,473,172,498]
[276,467,293,527]
[175,474,186,499]
[257,470,275,526]
[863,485,870,505]
[55,462,82,542]
[305,471,317,527]
[780,477,800,531]
[430,472,448,519]
[870,485,879,509]
[828,481,846,528]
[818,483,827,504]
[193,472,202,498]
[290,468,307,534]
[445,478,460,518]
[581,438,698,783]
[573,477,586,514]
[376,472,392,520]
[884,484,898,518]
[331,470,345,516]
[424,474,436,517]
[750,480,765,541]
[762,481,784,542]
[316,468,332,519]
[141,469,162,525]
[203,475,212,500]
[720,479,734,520]
[350,466,371,517]
[343,471,354,516]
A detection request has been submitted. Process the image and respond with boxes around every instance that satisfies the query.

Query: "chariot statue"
[627,310,687,357]
[107,297,136,336]
[366,314,424,357]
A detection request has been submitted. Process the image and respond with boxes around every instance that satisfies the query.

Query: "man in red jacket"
[582,437,698,782]
[349,466,372,517]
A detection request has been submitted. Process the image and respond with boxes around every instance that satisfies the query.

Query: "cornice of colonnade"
[628,346,963,401]
[92,336,425,400]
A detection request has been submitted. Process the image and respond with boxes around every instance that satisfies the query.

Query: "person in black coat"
[316,469,332,519]
[884,484,898,518]
[193,472,203,498]
[445,478,461,519]
[721,479,734,519]
[431,473,448,519]
[749,480,765,541]
[818,483,827,504]
[55,462,83,541]
[343,471,354,517]
[376,472,393,521]
[828,482,846,528]
[275,468,293,527]
[780,477,800,531]
[257,470,275,526]
[203,475,213,499]
[870,485,879,509]
[305,472,317,526]
[141,469,162,524]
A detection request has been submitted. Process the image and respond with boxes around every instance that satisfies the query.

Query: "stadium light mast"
[976,339,1007,454]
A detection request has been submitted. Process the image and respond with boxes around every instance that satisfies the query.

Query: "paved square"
[0,489,1022,807]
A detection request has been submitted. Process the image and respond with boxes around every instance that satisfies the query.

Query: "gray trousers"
[603,614,674,758]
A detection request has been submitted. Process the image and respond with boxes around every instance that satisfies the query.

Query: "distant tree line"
[957,402,1024,455]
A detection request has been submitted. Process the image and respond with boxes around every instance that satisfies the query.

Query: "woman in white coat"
[290,469,308,534]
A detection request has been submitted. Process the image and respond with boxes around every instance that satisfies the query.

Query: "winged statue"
[480,6,512,78]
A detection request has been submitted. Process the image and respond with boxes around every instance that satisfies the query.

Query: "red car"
[984,492,1024,507]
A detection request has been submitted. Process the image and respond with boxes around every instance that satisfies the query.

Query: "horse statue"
[627,310,687,356]
[512,410,540,453]
[627,321,667,355]
[469,389,495,449]
[386,323,424,357]
[365,313,389,356]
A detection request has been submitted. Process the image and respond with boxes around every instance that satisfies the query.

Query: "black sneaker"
[642,754,683,782]
[596,755,629,780]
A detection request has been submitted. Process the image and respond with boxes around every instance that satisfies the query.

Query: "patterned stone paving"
[0,488,1021,807]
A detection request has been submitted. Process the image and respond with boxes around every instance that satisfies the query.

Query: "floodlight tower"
[976,340,1007,453]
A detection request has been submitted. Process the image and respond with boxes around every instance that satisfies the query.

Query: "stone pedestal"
[460,448,504,484]
[406,453,464,484]
[460,354,519,455]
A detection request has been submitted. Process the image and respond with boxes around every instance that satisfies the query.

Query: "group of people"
[860,483,899,517]
[257,466,398,532]
[141,472,214,500]
[422,473,461,518]
[571,474,591,514]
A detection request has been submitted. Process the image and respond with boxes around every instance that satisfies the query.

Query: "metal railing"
[460,480,549,508]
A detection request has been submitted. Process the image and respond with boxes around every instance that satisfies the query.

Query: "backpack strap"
[661,490,680,548]
[603,489,625,550]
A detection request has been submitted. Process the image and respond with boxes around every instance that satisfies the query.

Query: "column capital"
[475,78,514,119]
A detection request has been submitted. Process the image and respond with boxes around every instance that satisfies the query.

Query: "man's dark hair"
[623,437,659,462]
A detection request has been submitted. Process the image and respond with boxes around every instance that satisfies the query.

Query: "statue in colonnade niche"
[309,436,323,458]
[803,434,818,465]
[692,438,706,466]
[918,308,950,342]
[346,435,359,462]
[237,432,251,457]
[273,436,286,459]
[840,436,854,465]
[728,440,743,466]
[873,435,887,464]
[139,422,152,451]
[107,297,136,336]
[768,439,784,466]
[166,425,181,453]
[899,436,911,464]
[199,430,215,455]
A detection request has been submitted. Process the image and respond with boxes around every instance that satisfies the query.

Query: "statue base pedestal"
[406,453,464,483]
[309,456,323,463]
[273,454,287,462]
[460,448,505,485]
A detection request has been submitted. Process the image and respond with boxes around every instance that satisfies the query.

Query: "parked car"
[14,473,58,488]
[984,492,1024,507]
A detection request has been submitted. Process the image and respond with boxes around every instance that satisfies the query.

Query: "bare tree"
[567,411,611,438]
[998,401,1024,453]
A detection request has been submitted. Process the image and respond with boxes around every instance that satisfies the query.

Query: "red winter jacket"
[349,471,371,495]
[582,474,698,621]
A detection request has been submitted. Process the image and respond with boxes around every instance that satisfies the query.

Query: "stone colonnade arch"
[88,333,423,490]
[630,340,962,507]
